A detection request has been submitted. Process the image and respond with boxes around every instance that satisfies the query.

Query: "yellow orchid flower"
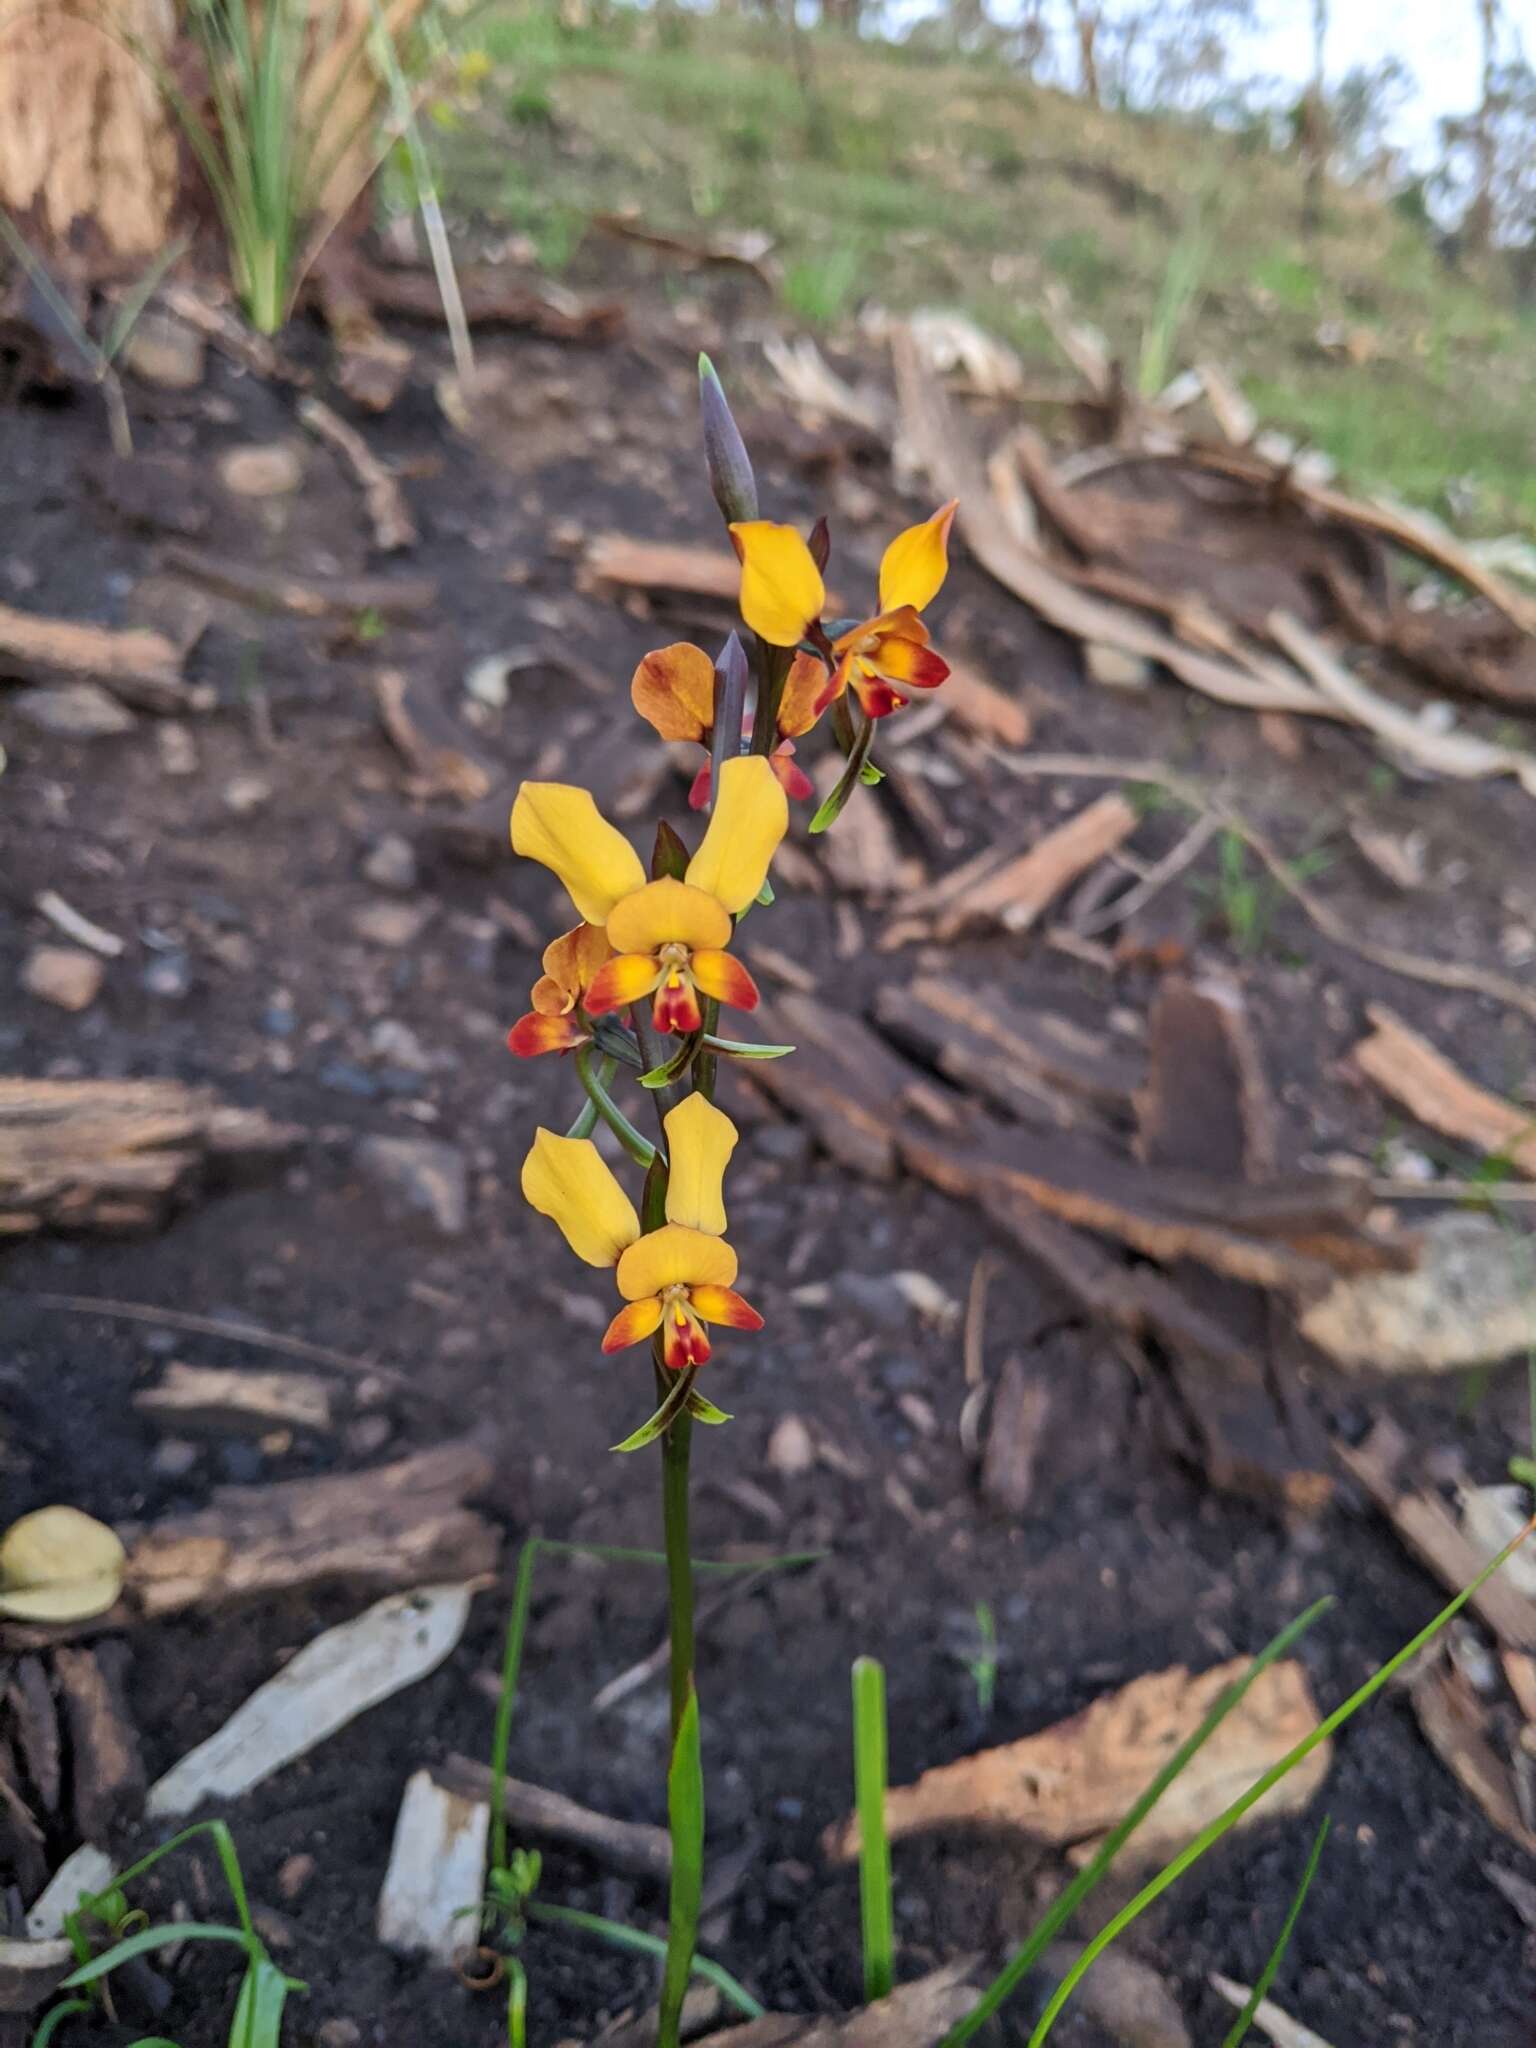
[520,1096,763,1369]
[511,755,787,1036]
[729,501,958,719]
[507,922,612,1058]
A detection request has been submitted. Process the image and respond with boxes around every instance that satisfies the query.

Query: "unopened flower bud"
[699,354,758,528]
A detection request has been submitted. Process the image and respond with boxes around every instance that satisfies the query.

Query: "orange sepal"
[631,643,717,744]
[601,1296,665,1353]
[688,949,759,1011]
[689,1284,763,1331]
[508,1011,589,1057]
[776,651,834,739]
[584,952,664,1016]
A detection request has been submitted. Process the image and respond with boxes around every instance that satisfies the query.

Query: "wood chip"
[0,601,188,711]
[1333,1418,1536,1652]
[162,544,436,619]
[824,1656,1329,1866]
[125,1439,497,1619]
[692,1961,982,2048]
[940,656,1032,746]
[1352,1005,1536,1178]
[148,1583,474,1817]
[52,1645,144,1843]
[890,793,1138,943]
[376,1766,488,1965]
[1410,1654,1536,1854]
[133,1362,333,1436]
[0,1078,300,1239]
[979,1356,1049,1516]
[372,667,495,803]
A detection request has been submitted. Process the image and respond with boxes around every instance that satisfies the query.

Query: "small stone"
[756,1123,812,1169]
[277,1852,316,1901]
[157,721,198,776]
[766,1413,815,1479]
[352,901,432,948]
[150,1438,200,1479]
[839,1272,911,1330]
[357,1134,468,1236]
[345,1414,394,1458]
[464,653,513,708]
[22,946,105,1011]
[361,832,418,893]
[13,683,135,738]
[318,2024,362,2048]
[261,993,296,1038]
[318,1059,379,1098]
[369,1018,431,1071]
[217,1440,264,1483]
[218,442,303,497]
[122,311,206,390]
[223,774,272,815]
[879,1355,924,1395]
[141,952,193,1001]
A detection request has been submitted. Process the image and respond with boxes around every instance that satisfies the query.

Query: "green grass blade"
[62,1924,248,1986]
[1219,1816,1331,2048]
[505,1956,529,2048]
[942,1596,1333,2048]
[657,1686,705,2048]
[526,1902,763,2019]
[1023,1518,1534,2046]
[31,2000,93,2046]
[852,1656,894,2004]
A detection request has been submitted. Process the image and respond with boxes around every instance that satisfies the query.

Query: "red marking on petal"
[602,1296,665,1353]
[652,975,704,1035]
[850,673,906,720]
[772,753,816,802]
[689,1284,764,1332]
[877,639,949,692]
[508,1011,588,1057]
[687,760,713,811]
[662,1303,712,1370]
[585,952,664,1015]
[688,948,759,1011]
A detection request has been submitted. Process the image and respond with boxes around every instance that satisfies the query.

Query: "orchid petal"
[687,948,759,1010]
[521,1129,641,1267]
[616,1222,738,1302]
[877,500,957,615]
[631,642,717,743]
[776,651,834,739]
[689,1284,764,1331]
[607,877,733,956]
[584,952,666,1015]
[729,520,826,647]
[508,1011,588,1057]
[663,1095,738,1236]
[511,784,647,926]
[601,1296,665,1353]
[685,754,788,914]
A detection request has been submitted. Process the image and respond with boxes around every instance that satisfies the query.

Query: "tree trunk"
[1072,3,1102,105]
[1467,0,1501,252]
[0,0,179,266]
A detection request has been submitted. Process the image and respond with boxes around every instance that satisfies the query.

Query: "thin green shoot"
[658,1687,705,2048]
[941,1596,1333,2048]
[966,1601,999,1719]
[1021,1517,1534,2045]
[527,1901,764,2017]
[31,2002,93,2046]
[1219,1816,1331,2048]
[852,1655,895,2004]
[504,1956,528,2048]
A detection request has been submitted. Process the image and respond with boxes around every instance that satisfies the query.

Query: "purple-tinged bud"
[708,630,749,808]
[699,353,758,529]
[807,514,831,574]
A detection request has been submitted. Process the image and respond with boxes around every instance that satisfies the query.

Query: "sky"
[1244,0,1484,161]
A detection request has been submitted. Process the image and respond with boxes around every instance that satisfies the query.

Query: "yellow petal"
[877,500,957,615]
[511,783,647,926]
[685,755,788,915]
[631,643,717,743]
[616,1223,738,1302]
[663,1095,738,1236]
[521,1129,640,1268]
[729,521,826,647]
[0,1506,125,1623]
[607,878,732,956]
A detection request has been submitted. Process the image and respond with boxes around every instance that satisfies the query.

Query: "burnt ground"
[1,257,1535,2048]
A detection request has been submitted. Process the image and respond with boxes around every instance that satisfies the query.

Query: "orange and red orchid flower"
[510,754,787,1037]
[521,1095,763,1369]
[729,501,958,720]
[630,641,830,808]
[507,921,611,1058]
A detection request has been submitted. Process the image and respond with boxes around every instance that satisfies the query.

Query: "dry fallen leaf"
[0,1506,126,1622]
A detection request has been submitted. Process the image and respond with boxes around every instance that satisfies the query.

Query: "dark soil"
[1,257,1534,2048]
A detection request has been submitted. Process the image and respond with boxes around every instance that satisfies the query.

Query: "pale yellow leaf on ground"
[0,1506,125,1622]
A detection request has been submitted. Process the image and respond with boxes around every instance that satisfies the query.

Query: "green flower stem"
[575,1046,658,1165]
[632,1008,688,1118]
[750,639,793,757]
[565,1053,617,1140]
[658,1353,697,1741]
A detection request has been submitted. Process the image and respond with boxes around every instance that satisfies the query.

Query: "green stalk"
[660,1380,697,1739]
[658,1685,705,2048]
[852,1657,894,2003]
[575,1045,659,1165]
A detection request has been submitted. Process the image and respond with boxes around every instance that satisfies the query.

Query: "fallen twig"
[437,1757,671,1881]
[162,544,437,618]
[298,396,417,551]
[1351,1005,1536,1177]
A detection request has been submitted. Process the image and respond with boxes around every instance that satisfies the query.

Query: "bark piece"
[148,1583,474,1817]
[376,1766,489,1965]
[351,260,625,343]
[7,1658,60,1814]
[437,1755,671,1882]
[1040,1942,1190,2048]
[892,793,1138,942]
[1301,1212,1536,1372]
[824,1657,1329,1866]
[692,1962,982,2048]
[0,603,187,711]
[979,1357,1050,1516]
[0,1077,300,1239]
[53,1644,145,1843]
[123,1440,495,1619]
[161,545,437,619]
[875,975,1140,1133]
[1333,1418,1536,1653]
[1410,1656,1536,1854]
[373,667,495,802]
[298,398,416,551]
[1352,1005,1536,1179]
[936,656,1032,746]
[132,1362,333,1436]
